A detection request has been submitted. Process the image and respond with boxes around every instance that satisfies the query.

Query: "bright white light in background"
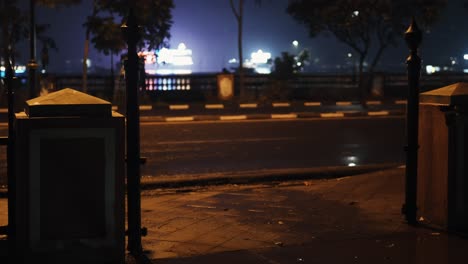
[0,65,27,75]
[450,57,456,65]
[347,53,352,58]
[227,49,272,74]
[255,67,271,74]
[426,65,441,75]
[251,49,271,64]
[15,65,26,74]
[292,40,299,47]
[345,156,358,167]
[80,58,91,68]
[464,54,468,60]
[156,69,192,75]
[178,43,187,50]
[157,42,193,66]
[353,10,359,17]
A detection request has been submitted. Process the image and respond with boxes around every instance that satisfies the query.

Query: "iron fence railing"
[2,72,468,105]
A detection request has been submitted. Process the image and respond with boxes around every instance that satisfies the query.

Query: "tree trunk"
[83,0,98,93]
[365,45,387,100]
[83,32,89,93]
[110,53,115,101]
[238,0,245,101]
[358,53,367,107]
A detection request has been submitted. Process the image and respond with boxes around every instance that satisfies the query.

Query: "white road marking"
[139,105,152,111]
[205,104,224,109]
[220,115,247,121]
[165,116,194,122]
[170,105,189,110]
[271,114,297,119]
[304,102,321,107]
[367,111,389,116]
[272,102,291,107]
[336,101,352,106]
[240,103,258,108]
[320,113,345,118]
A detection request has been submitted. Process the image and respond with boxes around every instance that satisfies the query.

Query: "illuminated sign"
[251,49,271,64]
[157,43,193,66]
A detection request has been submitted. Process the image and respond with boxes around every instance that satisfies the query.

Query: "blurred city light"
[139,43,194,75]
[251,49,271,64]
[157,43,193,66]
[345,156,358,167]
[0,65,27,75]
[425,65,441,74]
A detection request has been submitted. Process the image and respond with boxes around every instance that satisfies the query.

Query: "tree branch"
[229,0,240,21]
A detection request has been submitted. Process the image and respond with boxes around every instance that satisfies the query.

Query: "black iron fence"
[2,72,468,107]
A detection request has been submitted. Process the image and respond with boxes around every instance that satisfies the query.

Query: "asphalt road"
[140,116,406,177]
[0,115,406,185]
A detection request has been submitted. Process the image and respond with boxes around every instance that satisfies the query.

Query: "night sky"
[14,0,468,74]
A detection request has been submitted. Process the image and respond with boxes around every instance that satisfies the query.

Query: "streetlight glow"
[292,40,299,47]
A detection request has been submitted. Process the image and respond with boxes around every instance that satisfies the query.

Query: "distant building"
[140,43,193,75]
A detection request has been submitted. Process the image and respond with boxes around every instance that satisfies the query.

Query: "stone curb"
[139,163,403,189]
[0,163,402,195]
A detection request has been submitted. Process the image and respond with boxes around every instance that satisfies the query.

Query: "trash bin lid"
[420,82,468,106]
[25,88,112,117]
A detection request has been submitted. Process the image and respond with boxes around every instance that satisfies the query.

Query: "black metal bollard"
[402,18,422,225]
[4,54,17,262]
[122,7,143,255]
[27,0,38,99]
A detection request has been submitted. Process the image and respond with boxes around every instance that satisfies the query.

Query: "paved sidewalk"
[1,167,468,263]
[136,167,467,263]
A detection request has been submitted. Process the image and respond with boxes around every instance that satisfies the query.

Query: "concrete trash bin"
[418,82,468,234]
[12,88,125,263]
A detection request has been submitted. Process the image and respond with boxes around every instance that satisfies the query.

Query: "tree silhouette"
[0,1,28,68]
[82,0,174,92]
[0,0,77,70]
[287,0,446,102]
[229,0,263,101]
